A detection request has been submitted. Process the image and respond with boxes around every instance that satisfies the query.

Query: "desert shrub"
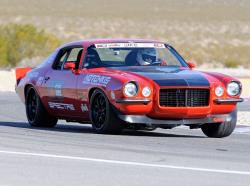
[0,36,8,67]
[224,59,238,68]
[0,24,60,68]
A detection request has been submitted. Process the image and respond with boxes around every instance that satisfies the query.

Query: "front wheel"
[201,109,237,138]
[90,89,124,134]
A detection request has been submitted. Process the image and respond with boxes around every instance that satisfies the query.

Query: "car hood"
[109,66,210,87]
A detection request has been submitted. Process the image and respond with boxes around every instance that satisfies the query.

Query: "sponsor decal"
[54,84,63,97]
[83,74,111,87]
[36,77,44,86]
[47,81,64,97]
[95,43,165,48]
[81,104,89,112]
[48,102,75,111]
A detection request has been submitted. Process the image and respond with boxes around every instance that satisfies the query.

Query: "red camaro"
[15,39,243,137]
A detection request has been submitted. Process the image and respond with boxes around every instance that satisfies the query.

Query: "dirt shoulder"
[0,70,15,92]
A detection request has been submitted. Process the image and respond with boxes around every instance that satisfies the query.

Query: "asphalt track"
[0,92,250,186]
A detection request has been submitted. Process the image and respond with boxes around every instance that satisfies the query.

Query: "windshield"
[83,43,188,68]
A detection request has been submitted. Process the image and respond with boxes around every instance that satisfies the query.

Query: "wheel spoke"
[99,97,104,106]
[96,97,100,107]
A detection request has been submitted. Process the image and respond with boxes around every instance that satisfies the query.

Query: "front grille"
[159,89,210,107]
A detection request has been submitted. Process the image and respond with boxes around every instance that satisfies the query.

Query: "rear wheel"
[90,89,124,134]
[26,87,58,127]
[201,109,237,138]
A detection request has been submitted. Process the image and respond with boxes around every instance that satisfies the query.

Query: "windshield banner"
[95,43,165,48]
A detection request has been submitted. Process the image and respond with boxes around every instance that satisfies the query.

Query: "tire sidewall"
[25,87,39,125]
[90,89,110,133]
[201,108,237,138]
[25,86,57,127]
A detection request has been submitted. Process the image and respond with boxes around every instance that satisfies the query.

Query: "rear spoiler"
[15,67,32,85]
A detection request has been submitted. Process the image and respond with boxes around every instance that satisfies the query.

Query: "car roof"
[60,38,166,48]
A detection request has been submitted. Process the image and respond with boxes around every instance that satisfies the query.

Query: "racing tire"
[25,87,58,127]
[90,89,124,134]
[201,109,237,138]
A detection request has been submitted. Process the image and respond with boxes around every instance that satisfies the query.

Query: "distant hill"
[0,0,249,67]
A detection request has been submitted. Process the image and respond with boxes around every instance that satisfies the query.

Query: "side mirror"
[64,62,75,70]
[187,61,196,69]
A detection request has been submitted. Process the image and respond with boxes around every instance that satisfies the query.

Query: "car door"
[43,46,83,118]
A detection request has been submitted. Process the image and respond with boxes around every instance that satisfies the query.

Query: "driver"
[136,48,157,66]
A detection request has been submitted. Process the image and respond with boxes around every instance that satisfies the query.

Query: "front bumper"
[118,113,233,126]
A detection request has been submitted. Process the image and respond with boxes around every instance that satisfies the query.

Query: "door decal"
[48,102,75,111]
[47,80,64,101]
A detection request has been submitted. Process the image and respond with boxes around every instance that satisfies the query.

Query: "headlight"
[227,82,241,96]
[215,86,224,97]
[124,82,138,97]
[142,87,151,97]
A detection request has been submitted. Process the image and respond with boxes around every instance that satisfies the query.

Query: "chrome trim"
[116,99,151,104]
[214,98,244,104]
[123,81,139,97]
[226,80,242,96]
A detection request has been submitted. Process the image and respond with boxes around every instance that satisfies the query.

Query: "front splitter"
[118,114,233,126]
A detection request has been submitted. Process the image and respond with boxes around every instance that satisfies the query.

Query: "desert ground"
[0,0,249,67]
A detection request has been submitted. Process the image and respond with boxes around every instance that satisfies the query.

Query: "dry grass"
[0,0,249,67]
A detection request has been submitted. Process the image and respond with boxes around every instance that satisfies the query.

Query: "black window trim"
[81,45,95,69]
[52,45,83,71]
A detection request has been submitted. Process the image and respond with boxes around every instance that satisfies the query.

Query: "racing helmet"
[136,48,157,66]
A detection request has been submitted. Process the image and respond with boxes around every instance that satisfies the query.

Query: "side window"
[53,49,69,70]
[53,47,83,70]
[67,48,83,62]
[82,47,102,69]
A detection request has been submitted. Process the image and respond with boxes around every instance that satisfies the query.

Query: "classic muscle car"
[15,39,244,137]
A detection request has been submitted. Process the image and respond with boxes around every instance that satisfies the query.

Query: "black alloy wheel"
[90,89,124,134]
[26,89,38,122]
[91,92,107,129]
[25,87,58,127]
[201,108,237,138]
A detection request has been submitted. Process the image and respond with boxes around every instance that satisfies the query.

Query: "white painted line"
[0,150,250,175]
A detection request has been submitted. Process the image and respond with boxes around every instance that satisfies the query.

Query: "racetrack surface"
[0,92,250,186]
